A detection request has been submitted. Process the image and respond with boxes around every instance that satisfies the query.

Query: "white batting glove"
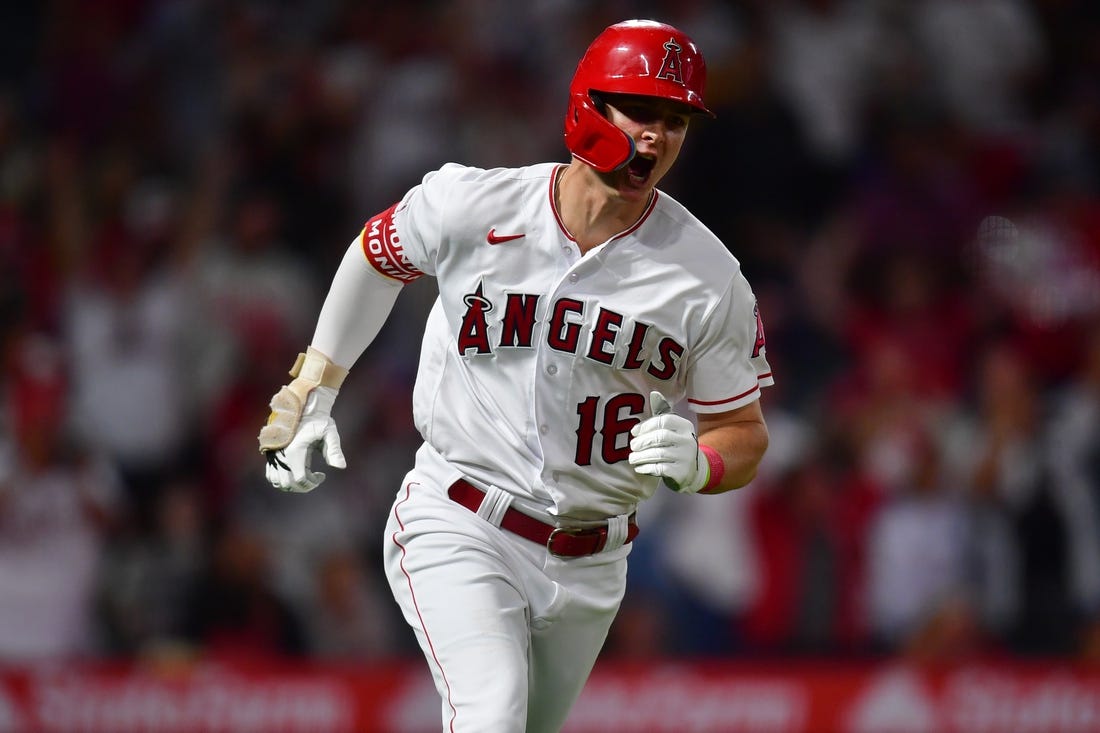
[628,391,709,493]
[263,387,345,492]
[259,347,348,493]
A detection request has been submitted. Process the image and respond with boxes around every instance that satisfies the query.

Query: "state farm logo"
[29,668,356,732]
[846,665,1100,733]
[846,667,939,733]
[567,669,806,732]
[943,668,1100,733]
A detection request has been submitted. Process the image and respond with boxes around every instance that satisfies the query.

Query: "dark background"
[0,0,1098,668]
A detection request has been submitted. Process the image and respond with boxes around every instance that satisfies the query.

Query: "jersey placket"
[532,231,624,502]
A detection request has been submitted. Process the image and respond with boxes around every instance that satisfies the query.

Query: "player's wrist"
[259,348,346,455]
[695,444,725,494]
[281,348,347,416]
[295,346,348,390]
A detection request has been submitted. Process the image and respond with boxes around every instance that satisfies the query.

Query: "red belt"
[447,479,639,558]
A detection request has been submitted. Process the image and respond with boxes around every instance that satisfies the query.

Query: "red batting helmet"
[564,20,713,173]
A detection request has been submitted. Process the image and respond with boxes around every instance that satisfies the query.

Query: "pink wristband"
[699,444,725,493]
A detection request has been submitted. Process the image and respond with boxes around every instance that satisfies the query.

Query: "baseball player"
[259,19,772,732]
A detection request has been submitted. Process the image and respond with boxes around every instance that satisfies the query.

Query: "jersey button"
[546,364,558,375]
[569,272,579,283]
[539,424,549,435]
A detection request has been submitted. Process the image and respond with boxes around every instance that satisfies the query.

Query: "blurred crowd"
[0,0,1098,667]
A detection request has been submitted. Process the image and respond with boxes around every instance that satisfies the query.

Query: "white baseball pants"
[383,474,629,733]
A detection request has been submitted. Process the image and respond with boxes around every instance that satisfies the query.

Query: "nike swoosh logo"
[487,229,525,245]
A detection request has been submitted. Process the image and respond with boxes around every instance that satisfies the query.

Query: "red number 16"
[574,393,646,466]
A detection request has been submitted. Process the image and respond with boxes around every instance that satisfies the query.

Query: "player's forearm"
[697,419,769,494]
[310,236,403,368]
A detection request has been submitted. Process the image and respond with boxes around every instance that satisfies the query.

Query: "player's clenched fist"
[258,347,348,493]
[628,391,710,493]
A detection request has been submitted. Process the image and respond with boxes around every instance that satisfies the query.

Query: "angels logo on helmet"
[655,38,685,84]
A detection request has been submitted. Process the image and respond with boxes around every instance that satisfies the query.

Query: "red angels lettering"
[621,322,650,370]
[455,290,687,381]
[655,38,684,84]
[547,298,585,353]
[586,308,624,365]
[361,202,423,283]
[499,293,540,347]
[457,284,493,355]
[646,337,684,380]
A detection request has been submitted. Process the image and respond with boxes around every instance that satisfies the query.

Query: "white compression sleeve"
[309,237,403,368]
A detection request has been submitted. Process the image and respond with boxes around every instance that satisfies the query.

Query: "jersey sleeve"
[685,275,774,414]
[359,163,470,283]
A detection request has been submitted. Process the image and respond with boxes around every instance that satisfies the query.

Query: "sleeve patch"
[361,202,424,283]
[751,301,767,358]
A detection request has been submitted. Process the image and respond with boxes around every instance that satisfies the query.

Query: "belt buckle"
[547,526,586,558]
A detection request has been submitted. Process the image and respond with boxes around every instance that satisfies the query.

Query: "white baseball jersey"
[362,162,773,521]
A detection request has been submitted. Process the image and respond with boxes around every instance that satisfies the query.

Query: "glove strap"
[258,348,347,454]
[283,347,348,408]
[289,347,349,389]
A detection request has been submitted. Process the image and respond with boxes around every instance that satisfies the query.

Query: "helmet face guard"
[564,20,712,173]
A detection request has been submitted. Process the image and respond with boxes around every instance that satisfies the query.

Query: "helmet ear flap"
[564,93,636,173]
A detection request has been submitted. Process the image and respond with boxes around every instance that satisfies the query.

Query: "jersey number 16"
[574,393,645,466]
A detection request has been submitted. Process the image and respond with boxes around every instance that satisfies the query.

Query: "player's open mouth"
[626,155,656,185]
